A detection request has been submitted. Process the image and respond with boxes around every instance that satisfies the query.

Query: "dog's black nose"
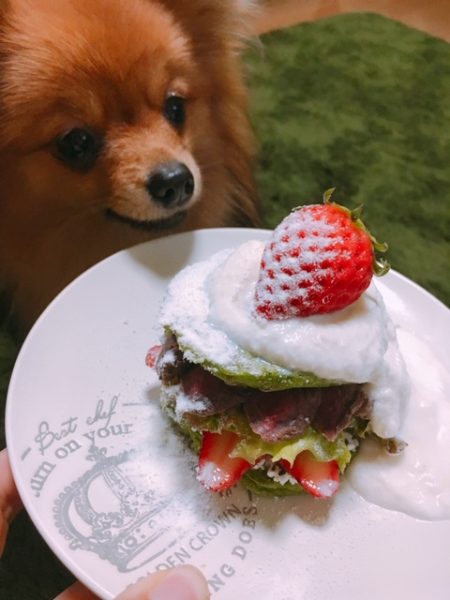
[146,162,194,209]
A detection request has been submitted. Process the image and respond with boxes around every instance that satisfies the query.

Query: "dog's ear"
[158,0,257,57]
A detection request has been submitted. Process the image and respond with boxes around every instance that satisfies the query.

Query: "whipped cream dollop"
[210,241,387,382]
[160,240,409,439]
[348,330,450,520]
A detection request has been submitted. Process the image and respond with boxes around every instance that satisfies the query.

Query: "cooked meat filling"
[157,334,370,442]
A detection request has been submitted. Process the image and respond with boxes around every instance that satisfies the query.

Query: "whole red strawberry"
[255,189,389,319]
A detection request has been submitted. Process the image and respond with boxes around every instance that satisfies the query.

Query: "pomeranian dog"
[0,0,260,330]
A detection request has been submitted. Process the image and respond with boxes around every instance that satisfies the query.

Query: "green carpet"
[1,13,449,599]
[248,14,450,305]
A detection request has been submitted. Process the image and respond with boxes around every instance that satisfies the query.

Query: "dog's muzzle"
[146,161,194,209]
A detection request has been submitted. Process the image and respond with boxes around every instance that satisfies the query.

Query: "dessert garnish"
[255,188,389,319]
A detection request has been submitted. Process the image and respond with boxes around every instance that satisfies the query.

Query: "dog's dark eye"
[56,128,102,171]
[164,95,186,128]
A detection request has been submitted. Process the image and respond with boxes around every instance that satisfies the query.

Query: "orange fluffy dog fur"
[0,0,260,331]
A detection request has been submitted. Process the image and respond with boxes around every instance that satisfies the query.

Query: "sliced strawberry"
[145,344,162,368]
[281,451,340,498]
[197,431,251,492]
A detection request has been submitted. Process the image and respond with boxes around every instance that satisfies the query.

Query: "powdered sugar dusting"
[266,462,298,486]
[196,460,223,489]
[257,209,338,311]
[122,399,217,533]
[162,384,212,422]
[255,205,372,318]
[159,249,236,366]
[159,349,176,367]
[317,479,339,498]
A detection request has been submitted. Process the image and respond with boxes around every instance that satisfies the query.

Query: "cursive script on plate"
[86,396,118,429]
[34,418,78,456]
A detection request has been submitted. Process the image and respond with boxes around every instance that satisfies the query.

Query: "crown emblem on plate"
[54,445,177,572]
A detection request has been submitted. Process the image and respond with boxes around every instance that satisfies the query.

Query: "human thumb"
[115,565,210,600]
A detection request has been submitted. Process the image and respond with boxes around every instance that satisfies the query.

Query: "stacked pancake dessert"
[148,191,409,498]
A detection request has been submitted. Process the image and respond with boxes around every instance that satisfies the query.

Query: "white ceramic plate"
[6,228,450,600]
